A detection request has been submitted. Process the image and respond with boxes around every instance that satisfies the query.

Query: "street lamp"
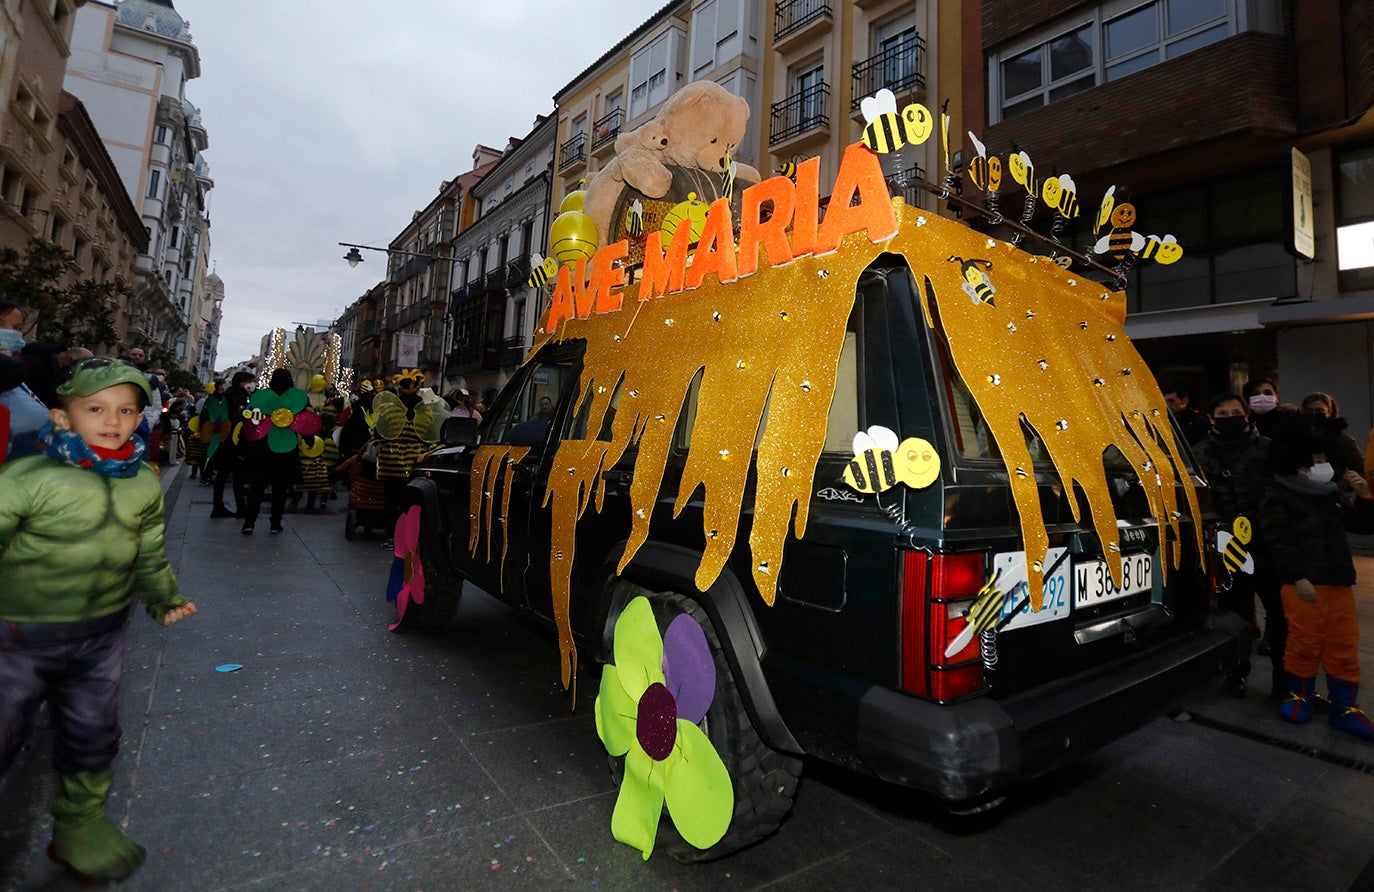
[338,242,439,267]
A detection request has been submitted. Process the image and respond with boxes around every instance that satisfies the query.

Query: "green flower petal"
[663,721,733,851]
[267,427,298,453]
[611,745,666,860]
[249,390,283,413]
[613,597,664,699]
[595,664,637,756]
[283,389,309,413]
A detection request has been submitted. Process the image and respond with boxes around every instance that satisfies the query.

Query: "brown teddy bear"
[582,80,762,250]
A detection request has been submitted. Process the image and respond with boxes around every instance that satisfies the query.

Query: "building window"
[1336,145,1374,291]
[629,29,685,119]
[146,169,161,199]
[992,0,1236,122]
[1120,166,1294,312]
[169,225,180,248]
[50,215,66,246]
[691,0,745,79]
[796,63,825,125]
[155,124,170,144]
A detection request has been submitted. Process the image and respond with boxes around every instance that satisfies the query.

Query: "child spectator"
[0,358,196,881]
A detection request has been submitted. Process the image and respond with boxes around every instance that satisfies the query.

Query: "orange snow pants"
[1280,583,1361,681]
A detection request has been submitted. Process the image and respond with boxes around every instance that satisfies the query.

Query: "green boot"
[49,769,146,881]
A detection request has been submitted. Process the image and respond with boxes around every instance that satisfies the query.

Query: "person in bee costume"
[1258,410,1374,740]
[369,368,448,546]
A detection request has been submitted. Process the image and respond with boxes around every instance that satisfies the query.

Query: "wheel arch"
[591,540,802,755]
[403,477,447,567]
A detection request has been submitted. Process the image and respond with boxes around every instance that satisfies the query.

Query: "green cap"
[56,357,153,406]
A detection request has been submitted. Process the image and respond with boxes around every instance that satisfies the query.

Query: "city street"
[3,465,1374,891]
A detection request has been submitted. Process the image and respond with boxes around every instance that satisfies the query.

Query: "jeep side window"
[671,310,860,453]
[488,358,577,449]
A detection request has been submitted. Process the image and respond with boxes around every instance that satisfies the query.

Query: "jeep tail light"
[900,549,985,701]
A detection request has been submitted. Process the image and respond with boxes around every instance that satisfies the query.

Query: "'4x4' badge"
[816,486,865,504]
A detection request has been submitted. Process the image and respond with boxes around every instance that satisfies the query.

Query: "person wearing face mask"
[1300,391,1364,479]
[1243,377,1282,438]
[1258,410,1374,740]
[1193,393,1273,697]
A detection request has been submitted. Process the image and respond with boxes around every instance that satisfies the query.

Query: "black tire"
[609,592,801,862]
[344,507,359,541]
[392,506,462,631]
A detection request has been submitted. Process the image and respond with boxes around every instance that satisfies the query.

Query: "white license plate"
[1074,554,1153,607]
[992,547,1071,630]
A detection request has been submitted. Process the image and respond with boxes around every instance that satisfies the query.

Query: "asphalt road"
[3,464,1374,891]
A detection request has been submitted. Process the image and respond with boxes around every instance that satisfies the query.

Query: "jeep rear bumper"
[854,613,1251,803]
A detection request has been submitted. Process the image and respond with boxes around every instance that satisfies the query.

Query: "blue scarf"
[37,421,146,478]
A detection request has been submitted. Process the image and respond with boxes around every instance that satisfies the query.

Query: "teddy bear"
[581,80,762,250]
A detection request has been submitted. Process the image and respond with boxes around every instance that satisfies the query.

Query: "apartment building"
[969,0,1374,434]
[64,0,216,369]
[447,113,558,397]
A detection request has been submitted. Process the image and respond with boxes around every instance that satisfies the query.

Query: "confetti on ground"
[215,663,244,672]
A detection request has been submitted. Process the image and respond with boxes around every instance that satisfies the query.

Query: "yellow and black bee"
[526,253,558,288]
[842,425,941,494]
[1218,515,1255,575]
[1138,234,1184,265]
[965,131,1002,194]
[623,199,645,240]
[944,568,1016,658]
[859,88,933,154]
[777,160,799,181]
[949,256,996,306]
[1042,174,1080,219]
[721,157,736,202]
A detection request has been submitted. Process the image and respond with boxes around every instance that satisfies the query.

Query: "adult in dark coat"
[206,371,253,517]
[1300,392,1364,479]
[1193,393,1273,697]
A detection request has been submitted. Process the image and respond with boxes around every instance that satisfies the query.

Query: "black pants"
[1219,572,1256,683]
[208,449,247,514]
[244,451,299,527]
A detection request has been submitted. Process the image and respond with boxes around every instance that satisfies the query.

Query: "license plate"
[1074,554,1153,607]
[992,547,1071,630]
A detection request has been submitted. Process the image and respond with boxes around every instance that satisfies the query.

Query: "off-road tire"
[344,507,359,541]
[609,591,802,862]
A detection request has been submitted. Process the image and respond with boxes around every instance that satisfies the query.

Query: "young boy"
[0,358,196,881]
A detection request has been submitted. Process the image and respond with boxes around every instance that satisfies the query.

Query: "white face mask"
[1303,462,1335,484]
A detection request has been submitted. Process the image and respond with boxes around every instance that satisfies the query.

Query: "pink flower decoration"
[386,505,425,631]
[291,411,322,437]
[243,419,270,441]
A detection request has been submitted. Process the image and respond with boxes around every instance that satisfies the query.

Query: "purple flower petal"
[636,682,677,760]
[662,614,715,724]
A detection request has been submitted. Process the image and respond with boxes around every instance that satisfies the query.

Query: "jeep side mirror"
[441,416,479,446]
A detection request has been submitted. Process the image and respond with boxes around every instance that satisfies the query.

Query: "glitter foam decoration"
[467,145,1201,690]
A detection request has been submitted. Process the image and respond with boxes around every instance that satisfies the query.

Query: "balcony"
[504,254,532,289]
[558,132,587,173]
[484,266,508,293]
[591,107,623,155]
[770,82,830,148]
[851,33,926,110]
[500,335,528,367]
[774,0,832,52]
[390,301,431,331]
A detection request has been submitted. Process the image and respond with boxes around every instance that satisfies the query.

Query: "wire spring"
[1012,193,1036,246]
[874,489,921,546]
[980,629,999,670]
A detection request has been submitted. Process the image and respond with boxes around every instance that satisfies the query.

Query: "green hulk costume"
[0,358,190,881]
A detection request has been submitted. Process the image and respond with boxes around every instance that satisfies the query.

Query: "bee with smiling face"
[623,199,645,240]
[965,131,1002,195]
[859,88,933,154]
[526,253,558,288]
[842,425,941,494]
[1093,202,1145,261]
[1217,515,1255,576]
[949,256,996,307]
[1138,233,1184,264]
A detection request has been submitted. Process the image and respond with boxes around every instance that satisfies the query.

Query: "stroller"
[337,438,388,541]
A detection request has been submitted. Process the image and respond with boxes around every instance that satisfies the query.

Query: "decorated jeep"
[386,83,1248,861]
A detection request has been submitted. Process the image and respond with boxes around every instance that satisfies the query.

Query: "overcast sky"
[171,0,652,367]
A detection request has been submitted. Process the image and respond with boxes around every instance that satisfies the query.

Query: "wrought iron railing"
[774,0,831,43]
[505,254,532,288]
[500,335,527,367]
[886,165,927,208]
[851,33,926,109]
[592,107,623,150]
[770,82,830,145]
[558,132,587,171]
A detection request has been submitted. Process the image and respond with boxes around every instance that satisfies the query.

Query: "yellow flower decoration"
[271,407,295,427]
